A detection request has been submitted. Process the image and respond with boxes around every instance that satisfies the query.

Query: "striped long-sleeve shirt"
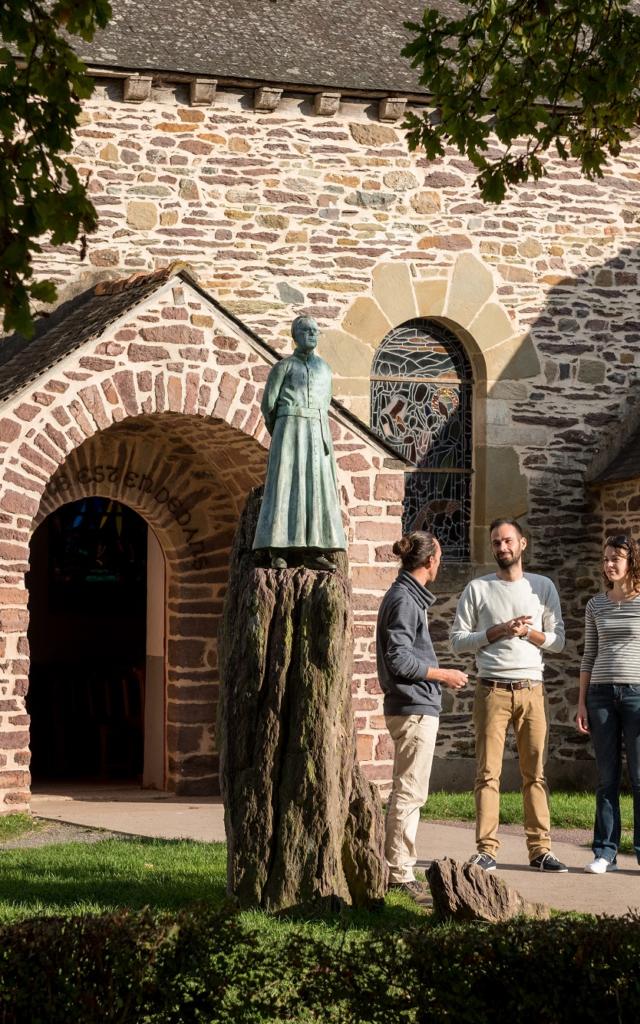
[581,592,640,685]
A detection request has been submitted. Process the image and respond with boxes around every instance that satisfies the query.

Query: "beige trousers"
[384,713,439,883]
[473,683,551,860]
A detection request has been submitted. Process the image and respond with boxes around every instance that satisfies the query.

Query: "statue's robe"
[253,348,347,551]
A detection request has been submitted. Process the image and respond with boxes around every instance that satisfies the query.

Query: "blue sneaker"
[467,852,497,871]
[529,852,568,872]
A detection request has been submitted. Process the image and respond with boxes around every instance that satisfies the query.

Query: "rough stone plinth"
[219,487,387,911]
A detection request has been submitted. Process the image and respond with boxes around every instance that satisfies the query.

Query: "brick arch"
[26,412,268,797]
[0,272,418,807]
[0,298,276,810]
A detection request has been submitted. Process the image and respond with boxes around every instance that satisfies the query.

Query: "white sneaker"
[584,857,618,874]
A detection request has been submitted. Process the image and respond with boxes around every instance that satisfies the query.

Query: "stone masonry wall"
[22,76,640,788]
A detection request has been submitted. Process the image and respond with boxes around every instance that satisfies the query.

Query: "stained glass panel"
[371,319,472,559]
[48,497,147,611]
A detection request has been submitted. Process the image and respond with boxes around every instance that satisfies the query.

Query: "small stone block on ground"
[427,857,550,923]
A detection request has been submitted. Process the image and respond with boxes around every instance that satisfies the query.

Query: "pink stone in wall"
[184,373,199,415]
[100,380,120,407]
[128,343,171,361]
[337,453,370,472]
[348,544,369,562]
[0,731,29,748]
[352,698,378,712]
[352,477,370,500]
[154,374,166,412]
[167,376,183,412]
[0,492,39,517]
[112,372,139,417]
[15,405,38,422]
[362,763,393,782]
[0,420,20,443]
[218,372,238,400]
[355,521,400,541]
[373,474,404,501]
[0,543,30,562]
[79,357,116,372]
[375,733,394,761]
[356,734,374,761]
[375,544,395,562]
[79,386,111,430]
[44,424,69,453]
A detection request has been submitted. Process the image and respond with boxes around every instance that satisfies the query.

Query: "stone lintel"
[378,96,407,122]
[314,91,341,116]
[190,78,218,106]
[123,75,153,103]
[254,86,283,112]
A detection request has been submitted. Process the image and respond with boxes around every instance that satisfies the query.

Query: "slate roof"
[78,0,463,94]
[0,266,406,462]
[592,426,640,485]
[0,266,181,403]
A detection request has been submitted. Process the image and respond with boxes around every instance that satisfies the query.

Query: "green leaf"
[402,0,640,204]
[0,0,109,335]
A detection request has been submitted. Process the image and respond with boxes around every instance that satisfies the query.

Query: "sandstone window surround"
[318,255,543,566]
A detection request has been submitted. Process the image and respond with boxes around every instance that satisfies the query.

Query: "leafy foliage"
[403,1,640,202]
[1,905,640,1022]
[0,0,111,335]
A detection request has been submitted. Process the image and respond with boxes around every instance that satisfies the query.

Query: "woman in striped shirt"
[576,533,640,873]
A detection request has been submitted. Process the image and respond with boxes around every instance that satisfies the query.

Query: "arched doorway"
[26,411,271,797]
[27,496,166,787]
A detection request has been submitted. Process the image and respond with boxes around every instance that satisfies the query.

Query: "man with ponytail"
[377,530,467,898]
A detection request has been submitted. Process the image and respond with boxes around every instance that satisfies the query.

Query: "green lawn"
[0,812,42,842]
[0,829,426,935]
[0,791,634,930]
[0,837,227,924]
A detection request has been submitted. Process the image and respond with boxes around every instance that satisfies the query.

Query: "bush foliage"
[1,905,639,1022]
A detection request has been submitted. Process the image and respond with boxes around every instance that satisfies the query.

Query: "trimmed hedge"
[1,906,639,1022]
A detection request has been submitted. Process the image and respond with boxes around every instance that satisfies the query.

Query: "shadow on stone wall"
[431,237,640,788]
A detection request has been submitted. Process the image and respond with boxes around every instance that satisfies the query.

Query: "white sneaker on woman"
[584,857,618,874]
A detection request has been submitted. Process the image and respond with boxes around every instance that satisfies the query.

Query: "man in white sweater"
[450,518,568,872]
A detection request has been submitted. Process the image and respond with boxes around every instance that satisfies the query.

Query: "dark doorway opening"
[27,497,147,783]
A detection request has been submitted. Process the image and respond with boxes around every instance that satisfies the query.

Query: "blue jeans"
[587,684,640,863]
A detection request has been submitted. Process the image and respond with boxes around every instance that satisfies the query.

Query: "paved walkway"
[31,784,640,917]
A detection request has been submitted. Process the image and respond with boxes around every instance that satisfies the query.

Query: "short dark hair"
[489,517,524,537]
[603,532,640,591]
[392,531,438,571]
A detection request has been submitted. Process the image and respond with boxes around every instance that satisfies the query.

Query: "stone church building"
[1,1,640,810]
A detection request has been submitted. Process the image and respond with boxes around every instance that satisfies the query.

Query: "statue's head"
[292,315,318,354]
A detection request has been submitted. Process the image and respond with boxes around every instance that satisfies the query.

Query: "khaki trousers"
[473,683,551,860]
[385,713,439,883]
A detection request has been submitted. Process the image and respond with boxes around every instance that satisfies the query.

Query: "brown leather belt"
[479,677,541,691]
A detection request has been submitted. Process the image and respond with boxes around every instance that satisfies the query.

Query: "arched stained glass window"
[371,318,472,560]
